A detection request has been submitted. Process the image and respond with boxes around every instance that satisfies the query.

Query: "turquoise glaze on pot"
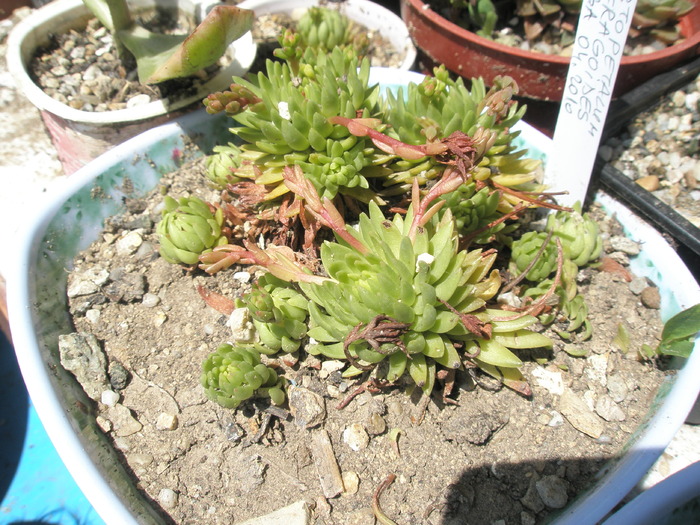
[8,70,700,525]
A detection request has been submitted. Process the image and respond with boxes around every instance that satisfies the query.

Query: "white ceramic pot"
[6,69,700,524]
[6,0,256,174]
[237,0,416,71]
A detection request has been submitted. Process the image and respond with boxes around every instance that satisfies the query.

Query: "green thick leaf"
[660,303,700,345]
[118,5,254,84]
[83,0,131,32]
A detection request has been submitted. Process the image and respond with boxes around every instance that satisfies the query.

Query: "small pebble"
[158,488,178,509]
[142,293,160,307]
[130,453,154,468]
[86,309,101,324]
[156,412,179,431]
[227,308,255,343]
[343,423,370,451]
[115,230,143,255]
[365,412,387,435]
[609,236,641,256]
[628,276,647,295]
[288,386,326,429]
[636,175,660,192]
[101,389,120,407]
[126,94,151,108]
[233,271,251,283]
[342,471,360,495]
[535,475,569,509]
[595,395,626,422]
[640,286,661,309]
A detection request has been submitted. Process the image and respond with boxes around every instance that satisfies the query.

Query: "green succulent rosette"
[241,274,309,354]
[545,203,603,267]
[206,143,245,189]
[509,231,559,282]
[157,195,228,265]
[201,343,286,409]
[299,202,552,394]
[440,182,518,243]
[379,69,543,204]
[208,47,381,202]
[633,0,694,42]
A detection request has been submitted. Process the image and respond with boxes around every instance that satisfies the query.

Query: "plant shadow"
[0,330,29,503]
[434,454,626,524]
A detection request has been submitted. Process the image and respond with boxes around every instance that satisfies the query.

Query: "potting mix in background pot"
[597,56,700,280]
[399,0,700,111]
[6,55,700,525]
[238,0,416,70]
[6,0,257,175]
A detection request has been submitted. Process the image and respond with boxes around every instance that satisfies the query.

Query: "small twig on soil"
[259,454,308,491]
[372,473,398,525]
[336,378,391,410]
[436,369,458,405]
[130,370,181,413]
[264,405,291,420]
[242,412,272,447]
[410,391,431,426]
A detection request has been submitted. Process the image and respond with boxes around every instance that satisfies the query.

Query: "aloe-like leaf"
[119,5,254,84]
[83,0,131,32]
[660,303,700,346]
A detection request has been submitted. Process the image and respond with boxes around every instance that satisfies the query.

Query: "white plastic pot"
[6,0,256,174]
[602,461,700,525]
[6,69,700,524]
[237,0,416,71]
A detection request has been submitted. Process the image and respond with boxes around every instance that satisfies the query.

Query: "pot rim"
[6,0,257,125]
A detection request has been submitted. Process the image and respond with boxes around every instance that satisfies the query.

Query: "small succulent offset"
[157,195,228,265]
[508,203,602,340]
[242,273,309,354]
[82,0,253,84]
[201,343,286,409]
[289,7,370,58]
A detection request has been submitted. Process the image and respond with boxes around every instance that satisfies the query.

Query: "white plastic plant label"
[544,0,637,207]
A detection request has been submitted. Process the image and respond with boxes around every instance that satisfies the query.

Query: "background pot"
[237,0,417,70]
[6,70,700,523]
[6,0,256,175]
[400,0,700,102]
[596,56,700,277]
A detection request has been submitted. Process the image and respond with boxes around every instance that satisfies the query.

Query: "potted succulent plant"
[6,43,700,524]
[400,0,700,101]
[6,0,256,174]
[237,0,417,70]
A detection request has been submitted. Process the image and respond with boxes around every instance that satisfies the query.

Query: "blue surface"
[0,331,104,525]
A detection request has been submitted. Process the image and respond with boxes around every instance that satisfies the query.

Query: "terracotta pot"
[400,0,700,101]
[6,0,256,174]
[0,0,31,20]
